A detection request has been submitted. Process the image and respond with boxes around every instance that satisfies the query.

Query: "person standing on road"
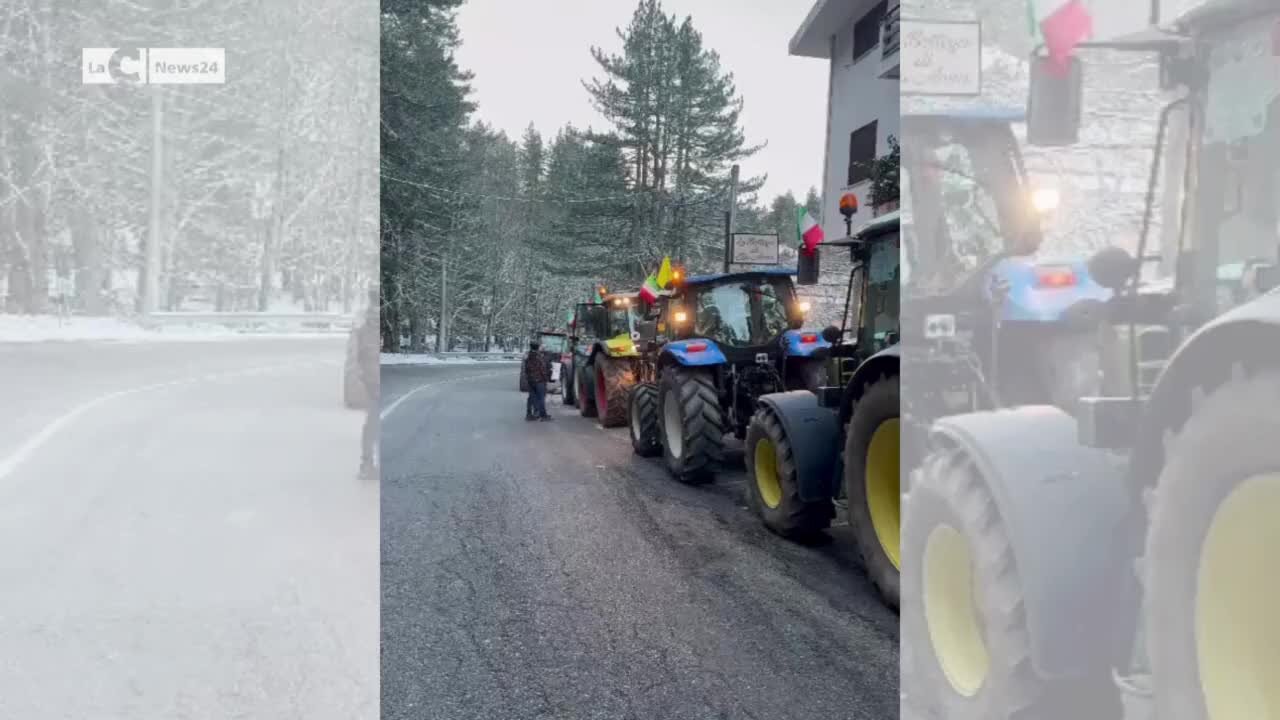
[358,289,381,479]
[523,339,552,422]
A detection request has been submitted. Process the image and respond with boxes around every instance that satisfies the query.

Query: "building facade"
[791,0,900,243]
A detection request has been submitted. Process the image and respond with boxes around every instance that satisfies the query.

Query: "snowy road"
[0,338,378,719]
[380,363,900,720]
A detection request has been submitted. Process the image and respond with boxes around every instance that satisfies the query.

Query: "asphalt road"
[0,338,378,719]
[381,363,900,720]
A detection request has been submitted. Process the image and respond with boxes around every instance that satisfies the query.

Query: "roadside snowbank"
[0,315,342,343]
[380,353,520,366]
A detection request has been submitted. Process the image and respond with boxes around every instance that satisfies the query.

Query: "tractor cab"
[658,269,817,363]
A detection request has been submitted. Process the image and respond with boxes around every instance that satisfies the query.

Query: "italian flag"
[639,272,661,304]
[1028,0,1092,70]
[797,208,824,256]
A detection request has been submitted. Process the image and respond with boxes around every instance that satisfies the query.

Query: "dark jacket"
[523,350,551,385]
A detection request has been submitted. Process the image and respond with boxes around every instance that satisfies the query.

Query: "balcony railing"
[881,3,900,59]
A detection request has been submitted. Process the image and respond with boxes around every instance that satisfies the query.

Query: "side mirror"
[637,320,657,342]
[797,248,820,286]
[1027,55,1083,146]
[821,325,843,344]
[1088,246,1140,292]
[569,335,579,344]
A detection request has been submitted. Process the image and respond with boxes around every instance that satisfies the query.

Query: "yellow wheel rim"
[1195,472,1280,720]
[865,418,901,569]
[923,524,990,697]
[755,438,783,510]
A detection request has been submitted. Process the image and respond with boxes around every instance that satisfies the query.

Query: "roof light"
[798,301,811,313]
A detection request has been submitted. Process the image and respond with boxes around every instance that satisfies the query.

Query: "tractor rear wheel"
[628,382,661,457]
[658,366,723,484]
[595,354,634,428]
[745,405,832,537]
[577,362,597,418]
[844,373,901,609]
[1146,368,1280,720]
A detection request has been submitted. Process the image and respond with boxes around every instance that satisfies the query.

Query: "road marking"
[0,360,334,483]
[379,371,504,421]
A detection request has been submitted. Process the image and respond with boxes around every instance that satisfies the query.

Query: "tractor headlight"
[674,311,688,323]
[798,301,811,314]
[1032,187,1060,214]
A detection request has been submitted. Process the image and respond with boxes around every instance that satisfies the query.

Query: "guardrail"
[431,351,524,361]
[141,311,354,333]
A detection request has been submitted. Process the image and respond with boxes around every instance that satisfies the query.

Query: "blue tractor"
[626,268,831,484]
[742,105,1117,611]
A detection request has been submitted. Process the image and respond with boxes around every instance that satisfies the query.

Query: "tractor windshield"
[1194,19,1280,311]
[902,118,1040,295]
[607,302,638,338]
[693,277,794,348]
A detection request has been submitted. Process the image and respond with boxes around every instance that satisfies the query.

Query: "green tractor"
[566,289,642,428]
[902,6,1280,718]
[743,212,902,605]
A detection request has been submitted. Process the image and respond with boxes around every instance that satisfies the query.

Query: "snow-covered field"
[0,315,345,343]
[381,353,520,366]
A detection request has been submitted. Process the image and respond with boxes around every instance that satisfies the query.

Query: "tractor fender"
[661,339,727,367]
[781,329,832,357]
[757,391,841,502]
[927,406,1132,679]
[1132,290,1280,489]
[838,345,900,427]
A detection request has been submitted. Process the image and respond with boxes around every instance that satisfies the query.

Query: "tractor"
[518,329,570,395]
[901,4,1280,718]
[626,268,830,484]
[566,289,642,427]
[741,102,1118,612]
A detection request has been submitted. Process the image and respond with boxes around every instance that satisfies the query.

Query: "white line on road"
[0,360,335,483]
[379,371,505,421]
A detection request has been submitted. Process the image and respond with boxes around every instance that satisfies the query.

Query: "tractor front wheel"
[745,405,832,537]
[578,362,597,418]
[844,373,901,609]
[658,366,723,484]
[628,382,661,457]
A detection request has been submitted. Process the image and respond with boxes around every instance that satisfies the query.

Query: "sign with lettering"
[901,19,981,96]
[730,233,780,265]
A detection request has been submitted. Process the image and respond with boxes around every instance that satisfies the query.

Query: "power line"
[383,174,727,208]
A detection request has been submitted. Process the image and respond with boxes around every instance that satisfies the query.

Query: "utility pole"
[723,164,740,273]
[143,86,163,313]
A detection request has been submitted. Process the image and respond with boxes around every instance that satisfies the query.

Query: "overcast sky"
[455,0,828,204]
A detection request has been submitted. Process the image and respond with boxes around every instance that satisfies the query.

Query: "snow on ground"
[0,315,344,343]
[381,353,520,366]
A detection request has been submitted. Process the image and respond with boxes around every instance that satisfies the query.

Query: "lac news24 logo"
[83,47,225,85]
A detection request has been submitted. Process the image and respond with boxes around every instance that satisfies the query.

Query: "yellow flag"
[656,256,674,288]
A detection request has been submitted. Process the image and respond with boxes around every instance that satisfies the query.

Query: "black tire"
[658,366,723,484]
[902,449,1043,719]
[844,373,902,610]
[628,382,661,457]
[563,361,577,406]
[577,362,597,418]
[1146,368,1280,720]
[744,405,833,537]
[595,354,635,428]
